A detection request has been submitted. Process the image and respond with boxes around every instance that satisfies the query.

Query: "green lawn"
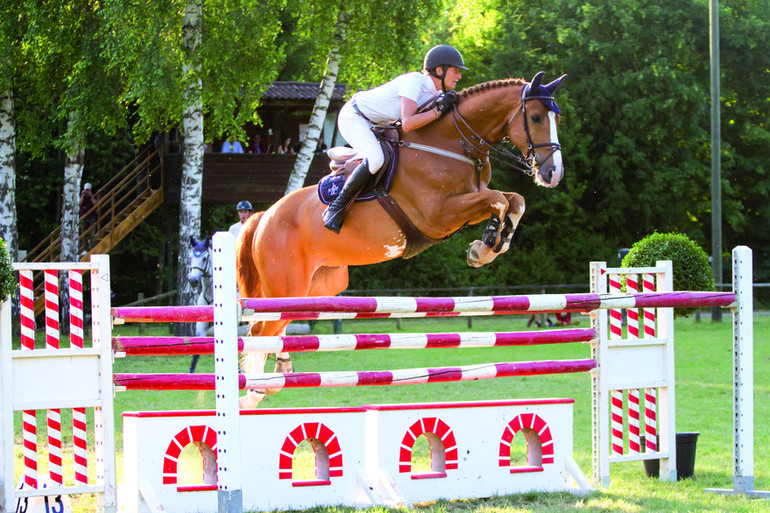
[12,312,770,512]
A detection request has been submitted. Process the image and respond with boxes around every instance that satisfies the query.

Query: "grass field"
[11,312,770,512]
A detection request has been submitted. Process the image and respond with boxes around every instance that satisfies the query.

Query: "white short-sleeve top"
[352,72,438,125]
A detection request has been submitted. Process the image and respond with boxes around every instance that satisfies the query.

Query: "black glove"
[435,90,458,117]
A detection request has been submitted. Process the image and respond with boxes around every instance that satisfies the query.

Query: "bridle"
[189,247,213,304]
[449,84,562,179]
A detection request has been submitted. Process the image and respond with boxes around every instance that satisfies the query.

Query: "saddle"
[318,127,455,259]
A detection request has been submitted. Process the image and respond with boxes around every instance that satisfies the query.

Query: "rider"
[322,44,468,233]
[229,200,253,238]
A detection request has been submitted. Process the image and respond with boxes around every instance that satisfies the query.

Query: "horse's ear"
[529,71,544,93]
[544,74,567,95]
[190,236,197,246]
[205,236,212,248]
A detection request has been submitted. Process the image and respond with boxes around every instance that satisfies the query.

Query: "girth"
[374,189,458,259]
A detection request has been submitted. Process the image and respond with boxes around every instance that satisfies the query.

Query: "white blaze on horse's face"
[187,247,210,290]
[545,110,563,187]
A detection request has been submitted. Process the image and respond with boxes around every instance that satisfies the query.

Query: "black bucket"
[642,432,700,480]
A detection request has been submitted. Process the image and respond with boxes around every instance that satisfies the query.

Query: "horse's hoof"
[239,390,266,409]
[274,356,293,374]
[466,242,483,268]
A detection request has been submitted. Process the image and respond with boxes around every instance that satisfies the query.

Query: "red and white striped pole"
[642,272,658,451]
[608,273,624,456]
[69,270,88,485]
[44,270,63,486]
[626,274,641,454]
[19,270,37,488]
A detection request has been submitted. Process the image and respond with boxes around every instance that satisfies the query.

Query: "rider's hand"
[435,90,458,117]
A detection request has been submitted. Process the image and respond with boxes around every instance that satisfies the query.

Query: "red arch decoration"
[498,413,554,468]
[162,425,217,485]
[278,422,342,480]
[398,417,458,473]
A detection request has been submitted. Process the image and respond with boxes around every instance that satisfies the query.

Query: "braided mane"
[458,78,526,99]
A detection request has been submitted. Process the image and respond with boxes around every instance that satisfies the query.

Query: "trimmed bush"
[621,232,714,318]
[0,238,15,301]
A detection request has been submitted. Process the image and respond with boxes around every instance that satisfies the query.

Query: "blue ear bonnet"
[522,72,567,114]
[524,84,561,114]
[190,236,211,256]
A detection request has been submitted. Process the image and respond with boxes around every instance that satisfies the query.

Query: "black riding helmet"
[423,45,468,91]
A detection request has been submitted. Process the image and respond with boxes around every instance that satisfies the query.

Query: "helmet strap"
[430,65,450,92]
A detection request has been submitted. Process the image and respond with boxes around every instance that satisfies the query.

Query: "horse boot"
[322,159,371,233]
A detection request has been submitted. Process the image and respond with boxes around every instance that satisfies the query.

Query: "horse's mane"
[458,78,526,99]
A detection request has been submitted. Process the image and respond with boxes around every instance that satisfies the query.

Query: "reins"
[448,85,562,180]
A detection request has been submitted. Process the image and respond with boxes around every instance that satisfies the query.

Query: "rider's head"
[423,45,468,91]
[236,200,253,222]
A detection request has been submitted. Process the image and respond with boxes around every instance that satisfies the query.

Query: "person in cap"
[322,45,468,233]
[79,182,98,251]
[229,200,253,238]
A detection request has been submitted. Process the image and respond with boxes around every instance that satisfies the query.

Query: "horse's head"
[511,72,566,188]
[187,236,212,291]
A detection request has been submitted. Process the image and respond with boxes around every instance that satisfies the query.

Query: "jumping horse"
[236,72,566,408]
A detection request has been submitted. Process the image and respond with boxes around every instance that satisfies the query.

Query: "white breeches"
[337,101,385,173]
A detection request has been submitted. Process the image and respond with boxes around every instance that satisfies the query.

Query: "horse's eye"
[531,114,542,124]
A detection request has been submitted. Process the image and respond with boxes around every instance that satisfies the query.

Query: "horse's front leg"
[467,192,525,267]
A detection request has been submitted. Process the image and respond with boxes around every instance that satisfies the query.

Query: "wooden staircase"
[24,145,165,315]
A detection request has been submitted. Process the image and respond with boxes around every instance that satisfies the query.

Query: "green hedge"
[0,239,15,301]
[621,232,714,318]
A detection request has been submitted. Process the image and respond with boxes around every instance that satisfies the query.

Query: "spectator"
[79,183,97,251]
[221,137,244,153]
[247,134,268,154]
[229,200,253,238]
[277,137,295,155]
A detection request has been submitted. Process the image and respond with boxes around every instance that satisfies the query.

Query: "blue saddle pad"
[317,147,398,205]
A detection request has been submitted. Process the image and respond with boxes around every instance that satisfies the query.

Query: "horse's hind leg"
[239,319,290,408]
[467,193,525,267]
[267,266,347,385]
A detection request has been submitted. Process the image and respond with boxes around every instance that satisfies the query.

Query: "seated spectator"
[221,137,244,153]
[247,134,268,154]
[277,137,295,155]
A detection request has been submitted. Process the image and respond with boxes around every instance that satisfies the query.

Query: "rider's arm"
[400,96,441,133]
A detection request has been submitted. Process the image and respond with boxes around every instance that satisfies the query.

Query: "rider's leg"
[323,159,371,233]
[323,104,385,233]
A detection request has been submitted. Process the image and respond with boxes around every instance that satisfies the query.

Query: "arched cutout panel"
[498,413,554,472]
[398,417,457,478]
[278,422,342,485]
[161,425,217,488]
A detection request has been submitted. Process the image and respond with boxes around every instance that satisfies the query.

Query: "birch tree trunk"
[176,0,204,320]
[284,7,347,195]
[60,119,84,264]
[0,88,17,260]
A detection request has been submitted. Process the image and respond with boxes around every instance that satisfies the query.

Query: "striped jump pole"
[110,292,736,324]
[239,292,736,319]
[114,358,598,391]
[113,328,598,356]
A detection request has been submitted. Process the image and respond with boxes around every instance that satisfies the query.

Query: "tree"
[103,0,286,311]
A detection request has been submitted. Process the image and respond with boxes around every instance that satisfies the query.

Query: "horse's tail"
[236,211,264,299]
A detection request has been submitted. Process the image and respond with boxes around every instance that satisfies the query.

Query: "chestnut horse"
[236,72,566,408]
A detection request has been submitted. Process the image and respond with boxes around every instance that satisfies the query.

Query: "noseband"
[450,85,562,177]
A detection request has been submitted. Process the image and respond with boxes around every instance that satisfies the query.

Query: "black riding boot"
[322,159,371,233]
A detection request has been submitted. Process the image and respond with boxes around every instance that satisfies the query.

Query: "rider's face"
[444,66,462,89]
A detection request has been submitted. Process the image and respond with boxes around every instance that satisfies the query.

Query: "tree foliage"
[103,0,286,144]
